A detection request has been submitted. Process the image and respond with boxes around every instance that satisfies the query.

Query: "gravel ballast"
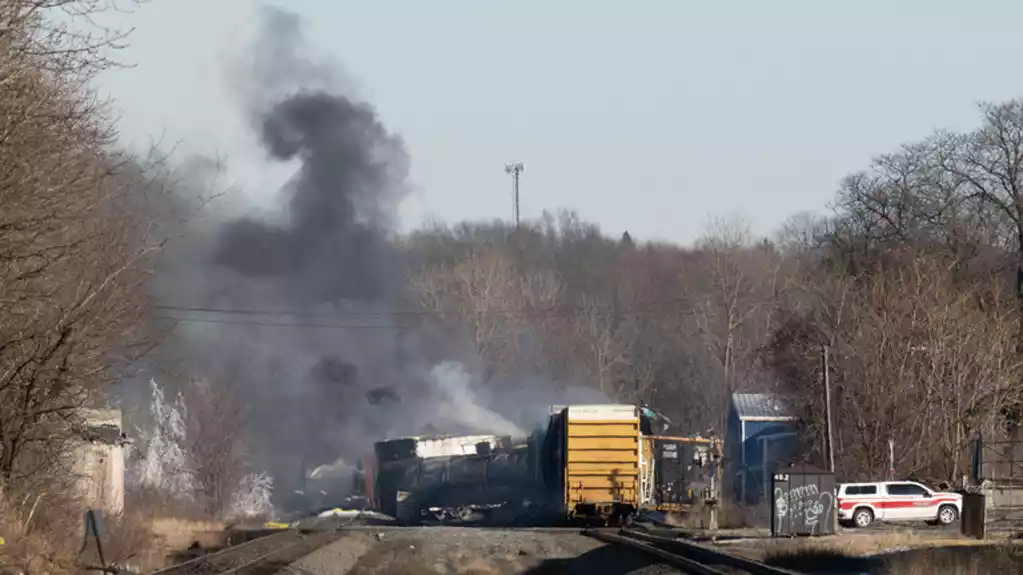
[285,526,683,575]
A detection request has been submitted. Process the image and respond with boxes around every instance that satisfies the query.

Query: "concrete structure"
[979,481,1023,523]
[726,393,799,504]
[72,408,127,514]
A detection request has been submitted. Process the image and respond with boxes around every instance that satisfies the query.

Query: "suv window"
[887,483,929,497]
[845,485,877,495]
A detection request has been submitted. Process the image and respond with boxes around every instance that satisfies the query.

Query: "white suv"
[836,481,962,528]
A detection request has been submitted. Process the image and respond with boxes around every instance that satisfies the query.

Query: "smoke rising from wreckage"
[145,5,607,506]
[306,405,725,527]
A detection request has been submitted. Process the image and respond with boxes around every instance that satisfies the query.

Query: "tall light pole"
[505,162,524,227]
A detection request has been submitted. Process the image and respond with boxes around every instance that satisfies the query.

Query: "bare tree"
[824,100,1023,452]
[933,102,1023,272]
[180,379,250,519]
[410,248,520,369]
[769,255,1023,481]
[571,294,634,396]
[687,214,782,398]
[0,0,167,487]
[410,247,564,379]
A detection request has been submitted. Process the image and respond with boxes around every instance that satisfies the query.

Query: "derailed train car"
[371,433,548,524]
[348,403,722,525]
[541,403,649,523]
[358,404,648,524]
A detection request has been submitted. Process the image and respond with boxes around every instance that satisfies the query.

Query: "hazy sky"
[95,0,1023,244]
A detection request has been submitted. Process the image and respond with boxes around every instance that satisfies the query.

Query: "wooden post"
[823,345,835,473]
[823,345,838,534]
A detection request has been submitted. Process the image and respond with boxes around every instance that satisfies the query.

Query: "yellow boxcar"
[552,404,650,523]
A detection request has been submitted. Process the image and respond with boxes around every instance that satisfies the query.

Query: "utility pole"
[822,344,835,473]
[505,162,524,227]
[888,438,895,481]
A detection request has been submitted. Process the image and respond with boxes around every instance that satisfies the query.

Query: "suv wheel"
[853,507,874,528]
[937,505,958,526]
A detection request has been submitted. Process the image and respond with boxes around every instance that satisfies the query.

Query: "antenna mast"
[504,162,524,227]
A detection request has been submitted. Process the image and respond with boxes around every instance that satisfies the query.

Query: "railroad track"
[583,528,805,575]
[148,528,343,575]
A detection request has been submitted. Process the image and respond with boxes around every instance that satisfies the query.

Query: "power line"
[152,303,427,318]
[151,297,691,330]
[152,297,688,319]
[152,315,414,330]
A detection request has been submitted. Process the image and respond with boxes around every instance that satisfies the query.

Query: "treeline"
[400,100,1023,485]
[0,2,157,491]
[402,212,780,438]
[0,2,184,571]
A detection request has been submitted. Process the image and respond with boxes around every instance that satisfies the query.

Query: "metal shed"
[726,393,799,504]
[771,463,836,536]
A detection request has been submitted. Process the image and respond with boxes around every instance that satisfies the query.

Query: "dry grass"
[105,515,228,573]
[0,487,229,575]
[765,530,1010,559]
[108,487,229,571]
[663,498,757,530]
[147,517,227,551]
[718,499,756,529]
[757,531,1023,574]
[881,545,1023,575]
[0,489,89,574]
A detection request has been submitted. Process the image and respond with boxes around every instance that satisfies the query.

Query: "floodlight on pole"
[504,162,524,227]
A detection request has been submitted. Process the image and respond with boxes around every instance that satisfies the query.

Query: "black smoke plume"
[145,6,608,502]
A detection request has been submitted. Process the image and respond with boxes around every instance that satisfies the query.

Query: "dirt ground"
[290,527,684,575]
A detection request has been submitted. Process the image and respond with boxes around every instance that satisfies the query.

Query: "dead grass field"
[661,498,761,531]
[147,517,227,551]
[724,530,1023,574]
[767,530,1012,557]
[133,517,229,571]
[0,488,231,575]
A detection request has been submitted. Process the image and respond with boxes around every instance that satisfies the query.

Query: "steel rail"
[615,529,804,575]
[584,529,732,575]
[147,528,342,575]
[584,528,805,575]
[219,531,342,575]
[148,530,299,575]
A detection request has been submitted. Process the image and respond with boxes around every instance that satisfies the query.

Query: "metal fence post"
[971,435,983,485]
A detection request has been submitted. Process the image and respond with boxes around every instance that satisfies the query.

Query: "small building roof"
[81,423,128,446]
[731,393,796,421]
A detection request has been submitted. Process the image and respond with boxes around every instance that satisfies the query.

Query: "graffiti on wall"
[771,472,835,536]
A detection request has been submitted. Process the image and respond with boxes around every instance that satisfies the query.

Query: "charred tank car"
[368,404,657,526]
[371,433,553,525]
[330,404,711,525]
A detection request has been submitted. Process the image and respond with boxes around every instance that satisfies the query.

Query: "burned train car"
[370,433,548,524]
[345,403,724,525]
[366,404,656,525]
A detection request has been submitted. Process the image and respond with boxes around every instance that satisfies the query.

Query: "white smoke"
[426,361,526,438]
[309,457,353,479]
